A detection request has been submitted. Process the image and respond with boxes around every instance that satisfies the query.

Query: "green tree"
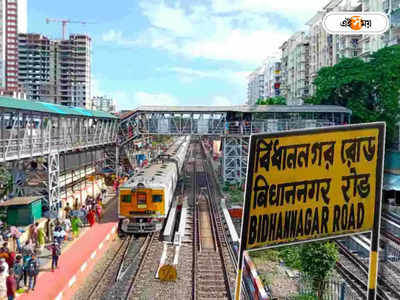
[299,242,338,299]
[310,45,400,145]
[256,96,286,105]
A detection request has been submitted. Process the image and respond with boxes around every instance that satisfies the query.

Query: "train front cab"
[118,187,165,234]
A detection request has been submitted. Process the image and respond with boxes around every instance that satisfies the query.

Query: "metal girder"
[223,136,249,184]
[48,150,60,217]
[117,110,338,147]
[0,109,118,163]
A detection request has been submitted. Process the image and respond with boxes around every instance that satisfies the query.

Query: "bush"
[279,246,302,270]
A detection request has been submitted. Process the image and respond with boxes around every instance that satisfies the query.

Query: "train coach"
[118,136,190,234]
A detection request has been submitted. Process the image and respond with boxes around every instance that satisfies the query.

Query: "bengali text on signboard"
[242,123,384,251]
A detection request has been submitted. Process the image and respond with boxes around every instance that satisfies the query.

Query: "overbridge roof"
[0,97,117,119]
[133,105,352,114]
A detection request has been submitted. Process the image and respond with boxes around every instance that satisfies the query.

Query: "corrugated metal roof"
[0,97,117,119]
[384,173,400,191]
[0,196,42,207]
[134,105,352,114]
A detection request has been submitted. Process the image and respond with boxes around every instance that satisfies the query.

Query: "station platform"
[18,218,117,299]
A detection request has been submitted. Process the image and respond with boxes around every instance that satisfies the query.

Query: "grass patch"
[250,249,280,262]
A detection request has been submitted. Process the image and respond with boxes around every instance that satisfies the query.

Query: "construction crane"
[46,18,93,40]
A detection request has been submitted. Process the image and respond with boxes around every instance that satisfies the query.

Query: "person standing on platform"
[28,223,39,246]
[64,203,71,219]
[26,253,39,292]
[87,209,96,227]
[95,202,102,222]
[0,259,8,276]
[0,266,7,300]
[5,250,15,271]
[73,198,79,210]
[12,256,23,291]
[9,227,21,254]
[71,216,82,239]
[37,227,45,253]
[63,218,71,241]
[80,205,88,226]
[6,269,16,300]
[21,242,33,259]
[47,242,61,272]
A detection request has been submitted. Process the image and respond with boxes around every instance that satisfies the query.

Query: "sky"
[28,0,330,110]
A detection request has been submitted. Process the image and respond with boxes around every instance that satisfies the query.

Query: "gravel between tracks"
[71,237,123,300]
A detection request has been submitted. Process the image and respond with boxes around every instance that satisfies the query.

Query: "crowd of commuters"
[0,192,105,299]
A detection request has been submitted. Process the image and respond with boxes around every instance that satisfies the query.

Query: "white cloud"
[164,67,249,87]
[102,0,333,65]
[134,91,180,106]
[211,0,330,23]
[102,29,136,46]
[212,96,232,106]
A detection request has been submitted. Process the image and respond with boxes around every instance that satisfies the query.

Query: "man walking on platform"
[26,254,39,292]
[47,243,61,271]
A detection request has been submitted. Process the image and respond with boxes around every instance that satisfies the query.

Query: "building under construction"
[18,33,91,109]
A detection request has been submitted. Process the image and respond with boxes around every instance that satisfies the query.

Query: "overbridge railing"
[119,119,336,140]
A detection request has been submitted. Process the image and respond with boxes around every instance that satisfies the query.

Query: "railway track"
[126,233,157,299]
[86,236,134,299]
[336,239,400,299]
[99,236,148,300]
[192,144,235,300]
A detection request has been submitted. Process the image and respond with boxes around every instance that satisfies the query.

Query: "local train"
[118,136,190,234]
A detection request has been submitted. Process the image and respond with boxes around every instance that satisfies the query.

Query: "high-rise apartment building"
[247,66,265,105]
[0,0,26,93]
[18,33,53,101]
[54,35,91,108]
[247,58,282,105]
[18,34,92,108]
[91,96,116,113]
[280,32,310,104]
[263,58,281,99]
[306,0,362,95]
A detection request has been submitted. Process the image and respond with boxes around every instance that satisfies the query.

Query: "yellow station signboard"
[241,123,385,250]
[235,123,385,300]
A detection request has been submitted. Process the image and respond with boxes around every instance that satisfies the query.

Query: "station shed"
[0,196,42,226]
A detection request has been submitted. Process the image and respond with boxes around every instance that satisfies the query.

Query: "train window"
[137,192,147,208]
[152,195,162,202]
[121,195,131,203]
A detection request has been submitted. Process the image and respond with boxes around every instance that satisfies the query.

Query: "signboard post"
[235,123,385,300]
